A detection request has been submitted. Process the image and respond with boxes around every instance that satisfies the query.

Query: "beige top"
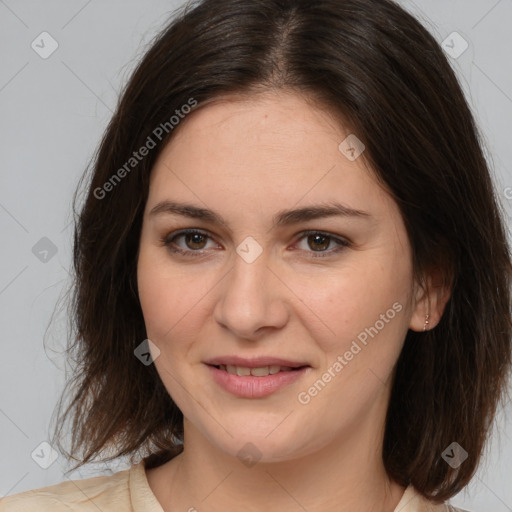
[0,459,469,511]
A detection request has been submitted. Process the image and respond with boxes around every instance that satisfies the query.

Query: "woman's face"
[137,91,423,462]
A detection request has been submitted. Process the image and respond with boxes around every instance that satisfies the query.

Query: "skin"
[136,90,449,512]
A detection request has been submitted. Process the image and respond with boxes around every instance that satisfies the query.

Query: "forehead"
[146,92,397,226]
[168,91,350,153]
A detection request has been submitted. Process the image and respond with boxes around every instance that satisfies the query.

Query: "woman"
[1,0,510,511]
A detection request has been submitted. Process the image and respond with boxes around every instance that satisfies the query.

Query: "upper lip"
[204,356,309,368]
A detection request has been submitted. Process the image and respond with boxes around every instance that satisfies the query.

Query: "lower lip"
[206,364,310,398]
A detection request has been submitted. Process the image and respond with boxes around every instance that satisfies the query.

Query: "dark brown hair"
[49,0,512,502]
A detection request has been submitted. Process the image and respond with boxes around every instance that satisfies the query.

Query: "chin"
[197,421,323,465]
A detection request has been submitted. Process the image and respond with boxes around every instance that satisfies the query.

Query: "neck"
[146,406,406,512]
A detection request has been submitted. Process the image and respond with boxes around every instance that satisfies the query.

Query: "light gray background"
[1,1,511,510]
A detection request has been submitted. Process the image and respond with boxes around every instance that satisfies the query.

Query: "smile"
[206,364,310,398]
[214,364,300,376]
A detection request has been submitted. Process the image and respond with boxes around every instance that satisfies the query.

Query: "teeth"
[220,364,296,376]
[251,366,270,377]
[269,365,281,374]
[235,365,251,376]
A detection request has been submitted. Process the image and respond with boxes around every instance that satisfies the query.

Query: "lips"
[206,364,310,398]
[203,355,310,398]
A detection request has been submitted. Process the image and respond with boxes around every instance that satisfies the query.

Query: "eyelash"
[159,229,350,259]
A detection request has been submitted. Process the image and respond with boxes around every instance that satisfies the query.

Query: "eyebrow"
[149,200,371,231]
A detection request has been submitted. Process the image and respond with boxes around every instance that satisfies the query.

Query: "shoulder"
[0,464,133,511]
[395,485,472,512]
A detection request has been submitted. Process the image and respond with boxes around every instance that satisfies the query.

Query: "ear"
[409,267,452,332]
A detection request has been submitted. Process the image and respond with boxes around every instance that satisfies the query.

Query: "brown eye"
[295,231,350,258]
[307,233,330,251]
[161,229,349,259]
[161,229,215,257]
[182,232,208,250]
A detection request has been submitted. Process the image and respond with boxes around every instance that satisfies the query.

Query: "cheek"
[136,246,215,348]
[137,246,182,339]
[293,262,413,391]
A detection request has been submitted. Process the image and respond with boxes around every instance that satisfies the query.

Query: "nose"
[213,248,289,340]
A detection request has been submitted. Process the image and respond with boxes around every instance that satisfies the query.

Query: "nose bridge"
[214,237,287,337]
[228,238,271,306]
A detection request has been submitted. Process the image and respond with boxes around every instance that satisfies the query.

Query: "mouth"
[205,360,311,398]
[209,364,309,377]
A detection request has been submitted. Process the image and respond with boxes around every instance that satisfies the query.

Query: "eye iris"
[308,234,329,251]
[186,233,207,249]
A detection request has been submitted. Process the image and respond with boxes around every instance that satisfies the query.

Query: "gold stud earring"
[423,313,430,332]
